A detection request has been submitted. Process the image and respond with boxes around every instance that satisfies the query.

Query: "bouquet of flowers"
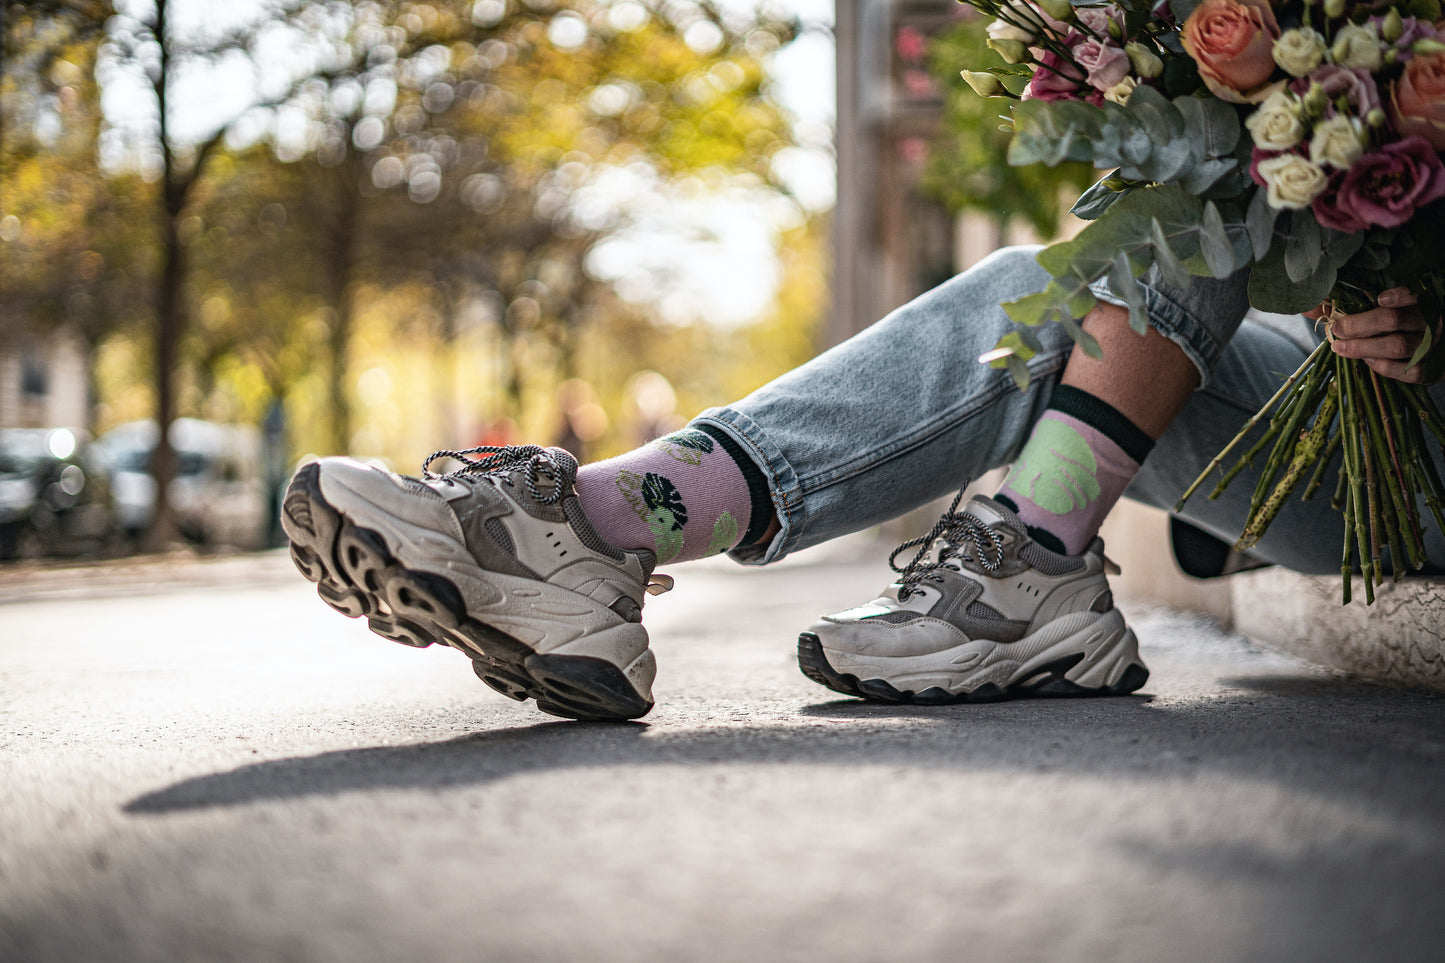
[958,0,1445,602]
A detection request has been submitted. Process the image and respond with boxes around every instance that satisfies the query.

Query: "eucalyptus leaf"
[1284,210,1322,283]
[1138,139,1195,183]
[1071,173,1130,220]
[1180,158,1237,195]
[1321,226,1365,271]
[1199,201,1234,277]
[1177,95,1240,159]
[1001,289,1057,326]
[1246,188,1277,259]
[1127,86,1185,147]
[1066,288,1099,319]
[1004,354,1031,392]
[1059,314,1104,359]
[1248,240,1337,313]
[1151,217,1192,289]
[1108,251,1150,335]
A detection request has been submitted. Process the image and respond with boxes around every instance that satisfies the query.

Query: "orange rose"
[1182,0,1281,103]
[1391,51,1445,152]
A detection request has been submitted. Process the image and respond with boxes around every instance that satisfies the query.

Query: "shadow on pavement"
[126,670,1445,817]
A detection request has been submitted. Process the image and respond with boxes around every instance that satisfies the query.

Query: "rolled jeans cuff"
[690,408,805,565]
[1088,264,1250,389]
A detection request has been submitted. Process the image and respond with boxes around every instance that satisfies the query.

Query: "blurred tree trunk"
[323,152,362,455]
[143,0,182,550]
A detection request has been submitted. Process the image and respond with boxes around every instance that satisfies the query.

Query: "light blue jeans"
[694,245,1445,575]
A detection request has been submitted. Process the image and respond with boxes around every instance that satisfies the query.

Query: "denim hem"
[1089,276,1223,388]
[689,409,805,565]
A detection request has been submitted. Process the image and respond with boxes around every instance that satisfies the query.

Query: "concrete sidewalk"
[3,546,1445,962]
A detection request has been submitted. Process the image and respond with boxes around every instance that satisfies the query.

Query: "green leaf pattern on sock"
[616,469,688,562]
[1003,418,1100,515]
[652,428,714,465]
[647,509,685,563]
[705,511,739,557]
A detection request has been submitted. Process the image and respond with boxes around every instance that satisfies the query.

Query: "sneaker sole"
[282,463,653,722]
[796,630,1149,705]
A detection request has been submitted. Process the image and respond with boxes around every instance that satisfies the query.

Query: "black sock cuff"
[990,493,1068,553]
[1047,385,1155,464]
[693,422,774,549]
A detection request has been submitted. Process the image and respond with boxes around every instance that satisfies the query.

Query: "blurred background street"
[5,544,1445,962]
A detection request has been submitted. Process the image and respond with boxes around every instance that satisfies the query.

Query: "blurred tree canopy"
[921,11,1093,237]
[2,0,825,544]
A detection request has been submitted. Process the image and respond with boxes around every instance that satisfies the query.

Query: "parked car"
[96,419,269,549]
[0,427,118,560]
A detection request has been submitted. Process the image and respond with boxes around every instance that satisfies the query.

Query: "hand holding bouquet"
[959,0,1445,602]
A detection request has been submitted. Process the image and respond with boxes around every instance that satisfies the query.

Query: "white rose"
[1309,114,1367,169]
[1331,24,1383,71]
[1272,28,1327,77]
[1256,154,1329,209]
[1104,76,1138,105]
[1245,90,1306,150]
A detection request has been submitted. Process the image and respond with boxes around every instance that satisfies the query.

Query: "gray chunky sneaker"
[798,493,1148,704]
[281,445,669,721]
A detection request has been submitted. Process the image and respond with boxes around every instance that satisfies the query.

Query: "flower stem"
[1176,340,1331,512]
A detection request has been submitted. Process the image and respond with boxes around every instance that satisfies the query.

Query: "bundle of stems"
[1176,335,1445,605]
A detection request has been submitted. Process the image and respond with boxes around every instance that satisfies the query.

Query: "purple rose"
[1292,66,1382,118]
[1074,38,1131,90]
[1312,136,1445,232]
[1023,49,1088,102]
[1369,15,1440,61]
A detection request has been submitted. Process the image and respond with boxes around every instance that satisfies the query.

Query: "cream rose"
[1104,76,1138,104]
[1256,153,1329,208]
[1309,115,1367,169]
[1245,89,1305,150]
[1272,27,1327,77]
[1331,23,1384,71]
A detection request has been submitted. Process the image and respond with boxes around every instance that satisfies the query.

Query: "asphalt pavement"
[3,542,1445,962]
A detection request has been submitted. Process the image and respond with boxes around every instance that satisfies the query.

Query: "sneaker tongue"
[966,494,1027,537]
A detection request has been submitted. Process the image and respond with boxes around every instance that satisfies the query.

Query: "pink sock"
[575,428,753,565]
[995,387,1153,555]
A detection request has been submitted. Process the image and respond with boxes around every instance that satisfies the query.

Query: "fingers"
[1376,287,1418,308]
[1331,331,1424,362]
[1361,357,1429,385]
[1328,303,1426,340]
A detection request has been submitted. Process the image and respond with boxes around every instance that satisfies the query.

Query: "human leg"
[795,264,1253,703]
[281,246,1080,720]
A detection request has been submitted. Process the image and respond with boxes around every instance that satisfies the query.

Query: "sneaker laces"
[888,491,1006,601]
[422,445,576,505]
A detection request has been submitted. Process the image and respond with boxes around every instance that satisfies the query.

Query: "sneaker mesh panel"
[965,600,1009,621]
[562,496,625,562]
[485,516,515,557]
[1019,542,1086,576]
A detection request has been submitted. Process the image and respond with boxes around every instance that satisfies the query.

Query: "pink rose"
[1390,51,1445,151]
[1292,66,1382,119]
[1023,49,1088,102]
[1077,5,1126,39]
[1074,38,1131,91]
[1311,137,1445,232]
[1181,0,1281,103]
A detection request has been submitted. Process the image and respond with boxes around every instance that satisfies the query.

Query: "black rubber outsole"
[281,464,652,722]
[797,632,1149,705]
